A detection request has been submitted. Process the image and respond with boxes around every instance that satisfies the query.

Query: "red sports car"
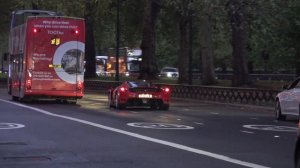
[108,81,171,110]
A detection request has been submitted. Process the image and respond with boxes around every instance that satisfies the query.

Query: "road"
[0,88,297,168]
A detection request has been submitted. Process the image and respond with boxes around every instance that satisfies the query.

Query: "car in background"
[275,77,300,120]
[108,81,171,110]
[159,67,179,78]
[0,68,8,74]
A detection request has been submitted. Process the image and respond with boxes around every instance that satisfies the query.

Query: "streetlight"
[115,0,120,81]
[188,13,193,85]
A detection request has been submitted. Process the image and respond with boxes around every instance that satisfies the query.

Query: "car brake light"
[26,79,32,89]
[164,87,170,92]
[120,87,125,92]
[77,81,83,90]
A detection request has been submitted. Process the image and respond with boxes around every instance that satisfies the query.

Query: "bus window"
[11,10,57,28]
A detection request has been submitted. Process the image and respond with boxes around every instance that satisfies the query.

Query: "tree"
[177,3,190,84]
[227,0,249,86]
[165,0,193,84]
[284,0,300,76]
[138,0,161,80]
[84,0,97,78]
[0,1,15,57]
[198,1,216,85]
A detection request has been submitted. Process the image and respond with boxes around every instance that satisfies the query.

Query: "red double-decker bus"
[8,10,85,103]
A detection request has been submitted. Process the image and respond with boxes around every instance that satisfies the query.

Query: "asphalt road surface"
[0,88,297,168]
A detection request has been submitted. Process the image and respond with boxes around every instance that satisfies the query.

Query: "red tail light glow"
[33,28,41,33]
[72,29,79,35]
[120,87,125,92]
[77,81,83,90]
[164,87,170,92]
[26,79,32,89]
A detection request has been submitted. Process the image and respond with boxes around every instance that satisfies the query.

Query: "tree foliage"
[1,0,300,86]
[138,0,161,80]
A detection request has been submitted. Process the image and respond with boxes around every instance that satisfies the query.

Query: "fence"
[84,80,279,106]
[0,78,281,106]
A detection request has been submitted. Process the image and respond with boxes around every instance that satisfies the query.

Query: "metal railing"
[0,78,280,106]
[84,80,279,106]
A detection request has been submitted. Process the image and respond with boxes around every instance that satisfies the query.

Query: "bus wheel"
[12,96,18,101]
[69,99,77,104]
[56,99,68,104]
[160,104,169,111]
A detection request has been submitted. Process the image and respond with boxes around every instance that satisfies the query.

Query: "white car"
[275,77,300,120]
[159,67,179,78]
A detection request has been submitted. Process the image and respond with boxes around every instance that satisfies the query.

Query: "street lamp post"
[115,0,120,81]
[188,15,193,85]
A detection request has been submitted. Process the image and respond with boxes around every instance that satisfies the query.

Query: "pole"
[115,0,120,81]
[188,16,193,85]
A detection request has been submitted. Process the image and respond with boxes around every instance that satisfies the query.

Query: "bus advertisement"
[8,10,85,103]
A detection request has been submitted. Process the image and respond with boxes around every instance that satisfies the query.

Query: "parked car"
[295,119,300,168]
[159,67,179,78]
[275,77,300,120]
[0,68,8,74]
[108,81,171,110]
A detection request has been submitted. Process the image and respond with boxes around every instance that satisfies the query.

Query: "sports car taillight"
[120,87,126,92]
[163,87,170,93]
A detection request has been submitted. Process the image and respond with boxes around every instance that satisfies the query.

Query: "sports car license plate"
[138,94,152,98]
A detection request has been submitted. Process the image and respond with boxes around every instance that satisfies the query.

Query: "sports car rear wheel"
[115,94,125,109]
[160,104,169,111]
[275,100,286,120]
[108,92,113,108]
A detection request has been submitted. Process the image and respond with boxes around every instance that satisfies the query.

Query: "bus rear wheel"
[12,96,18,101]
[68,99,77,104]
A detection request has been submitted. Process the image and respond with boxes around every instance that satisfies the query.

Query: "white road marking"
[240,130,254,134]
[243,125,297,132]
[0,99,270,168]
[0,123,25,129]
[211,112,220,115]
[127,122,194,130]
[194,122,204,125]
[130,111,139,114]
